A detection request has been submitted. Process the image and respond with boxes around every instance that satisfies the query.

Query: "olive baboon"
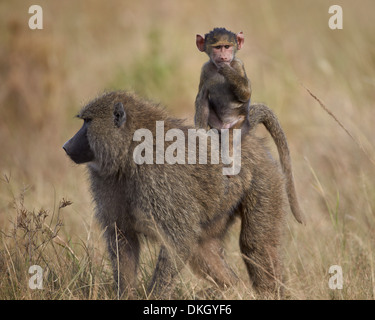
[247,103,305,224]
[63,91,302,298]
[194,28,304,224]
[195,28,251,132]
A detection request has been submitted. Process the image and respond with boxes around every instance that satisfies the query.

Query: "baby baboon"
[63,91,301,298]
[195,28,304,224]
[195,28,251,133]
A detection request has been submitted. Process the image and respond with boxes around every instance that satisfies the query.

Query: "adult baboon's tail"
[248,103,305,224]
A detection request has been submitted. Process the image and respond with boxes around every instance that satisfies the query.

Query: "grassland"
[1,0,375,300]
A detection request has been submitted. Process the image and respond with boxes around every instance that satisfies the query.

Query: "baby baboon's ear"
[113,102,126,128]
[196,34,206,52]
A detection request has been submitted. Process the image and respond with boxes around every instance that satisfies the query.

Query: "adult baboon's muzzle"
[63,121,94,164]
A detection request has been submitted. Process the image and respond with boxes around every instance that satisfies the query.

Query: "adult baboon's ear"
[113,102,126,128]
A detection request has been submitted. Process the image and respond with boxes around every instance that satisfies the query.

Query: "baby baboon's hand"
[218,63,236,80]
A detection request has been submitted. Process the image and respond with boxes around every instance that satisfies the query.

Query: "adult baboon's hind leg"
[238,189,286,298]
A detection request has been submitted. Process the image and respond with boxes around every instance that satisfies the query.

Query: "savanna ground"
[1,0,375,300]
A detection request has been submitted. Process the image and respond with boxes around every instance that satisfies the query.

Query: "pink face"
[196,32,244,68]
[210,45,235,67]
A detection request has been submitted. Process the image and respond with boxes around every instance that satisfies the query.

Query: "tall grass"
[0,175,116,299]
[1,0,375,299]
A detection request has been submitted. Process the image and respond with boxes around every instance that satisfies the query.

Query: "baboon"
[63,91,301,298]
[195,28,304,224]
[247,103,305,224]
[195,28,251,133]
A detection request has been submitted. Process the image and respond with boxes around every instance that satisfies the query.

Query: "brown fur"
[195,28,251,132]
[64,91,297,298]
[247,103,305,224]
[194,28,304,224]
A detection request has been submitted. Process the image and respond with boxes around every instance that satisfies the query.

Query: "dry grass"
[1,0,375,299]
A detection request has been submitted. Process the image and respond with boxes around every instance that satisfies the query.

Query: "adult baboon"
[63,91,301,298]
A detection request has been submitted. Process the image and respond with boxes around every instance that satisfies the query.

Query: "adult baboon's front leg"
[147,245,189,299]
[105,225,140,299]
[189,238,238,288]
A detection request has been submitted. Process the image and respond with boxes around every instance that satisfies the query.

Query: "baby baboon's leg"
[189,238,238,288]
[239,191,285,297]
[105,225,140,299]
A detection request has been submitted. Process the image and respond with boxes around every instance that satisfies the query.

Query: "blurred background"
[1,0,375,299]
